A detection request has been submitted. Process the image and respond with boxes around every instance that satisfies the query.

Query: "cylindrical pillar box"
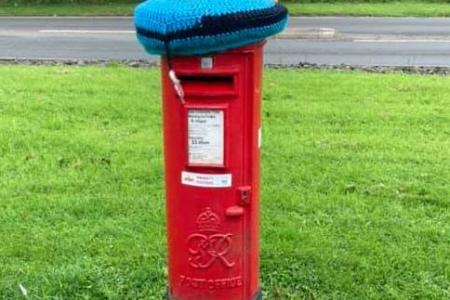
[161,42,264,300]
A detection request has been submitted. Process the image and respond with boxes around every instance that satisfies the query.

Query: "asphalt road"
[2,16,450,66]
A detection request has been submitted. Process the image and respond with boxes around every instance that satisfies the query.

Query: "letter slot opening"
[178,74,236,97]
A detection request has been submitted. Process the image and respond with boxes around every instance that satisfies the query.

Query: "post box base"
[166,289,262,300]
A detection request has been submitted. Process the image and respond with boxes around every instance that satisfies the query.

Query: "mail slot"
[177,72,237,97]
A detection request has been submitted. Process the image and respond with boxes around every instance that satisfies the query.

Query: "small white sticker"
[201,57,213,69]
[181,171,232,188]
[188,109,224,166]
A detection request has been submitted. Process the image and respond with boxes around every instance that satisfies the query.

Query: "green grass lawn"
[0,3,135,16]
[0,65,449,299]
[290,2,450,17]
[2,2,450,17]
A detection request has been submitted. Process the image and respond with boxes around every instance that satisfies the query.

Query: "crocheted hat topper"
[134,0,288,56]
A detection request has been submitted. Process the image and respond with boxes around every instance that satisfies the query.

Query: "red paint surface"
[161,43,264,300]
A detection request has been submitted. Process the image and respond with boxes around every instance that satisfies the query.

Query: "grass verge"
[2,2,450,17]
[0,4,135,16]
[0,65,449,299]
[289,2,450,17]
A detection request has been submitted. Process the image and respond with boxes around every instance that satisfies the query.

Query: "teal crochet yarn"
[134,0,288,56]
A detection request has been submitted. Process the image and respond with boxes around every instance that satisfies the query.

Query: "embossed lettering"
[180,276,243,290]
[188,233,235,269]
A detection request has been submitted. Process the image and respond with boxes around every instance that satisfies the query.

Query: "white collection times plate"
[188,109,224,166]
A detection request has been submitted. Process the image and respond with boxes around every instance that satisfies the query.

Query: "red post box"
[161,42,264,300]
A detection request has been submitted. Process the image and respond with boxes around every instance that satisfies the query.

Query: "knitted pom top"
[134,0,288,56]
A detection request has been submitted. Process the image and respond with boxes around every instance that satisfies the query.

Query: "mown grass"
[0,3,135,16]
[289,2,450,17]
[0,65,449,299]
[2,2,450,17]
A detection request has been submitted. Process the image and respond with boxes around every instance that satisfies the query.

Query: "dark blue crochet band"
[136,4,287,42]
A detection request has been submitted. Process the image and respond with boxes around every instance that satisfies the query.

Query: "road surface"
[1,16,450,66]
